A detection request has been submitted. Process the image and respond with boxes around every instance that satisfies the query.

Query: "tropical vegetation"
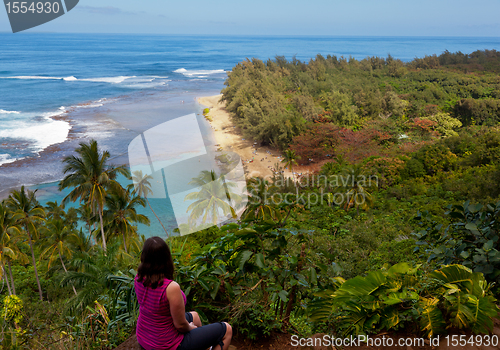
[1,50,500,349]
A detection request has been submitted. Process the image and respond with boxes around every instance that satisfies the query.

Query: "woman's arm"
[166,281,197,333]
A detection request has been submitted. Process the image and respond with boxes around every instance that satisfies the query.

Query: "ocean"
[1,33,499,235]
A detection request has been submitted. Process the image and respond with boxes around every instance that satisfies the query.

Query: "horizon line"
[0,32,500,39]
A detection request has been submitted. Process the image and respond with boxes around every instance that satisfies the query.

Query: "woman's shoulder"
[166,280,180,290]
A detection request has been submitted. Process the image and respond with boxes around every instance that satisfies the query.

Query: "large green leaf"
[339,305,369,335]
[466,295,499,334]
[278,290,288,302]
[255,253,265,268]
[382,291,419,306]
[236,250,254,270]
[336,270,387,297]
[419,297,446,337]
[430,265,476,293]
[307,297,335,322]
[387,262,414,275]
[444,292,474,329]
[210,281,220,299]
[381,308,401,330]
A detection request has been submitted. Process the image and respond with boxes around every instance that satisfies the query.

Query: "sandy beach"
[198,95,296,180]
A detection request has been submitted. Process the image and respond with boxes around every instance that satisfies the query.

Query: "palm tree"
[76,203,96,239]
[3,239,28,296]
[40,219,79,295]
[282,149,300,181]
[320,154,348,176]
[0,203,29,295]
[332,164,377,215]
[131,170,169,237]
[242,177,281,222]
[59,140,129,252]
[184,170,241,228]
[45,201,65,221]
[103,187,150,253]
[0,203,19,295]
[61,243,126,314]
[6,186,45,300]
[70,228,93,254]
[320,162,337,176]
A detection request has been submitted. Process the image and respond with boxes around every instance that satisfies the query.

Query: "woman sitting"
[135,236,232,350]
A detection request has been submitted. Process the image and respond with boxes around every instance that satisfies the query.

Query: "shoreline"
[197,95,313,180]
[198,95,279,179]
[0,90,205,201]
[1,93,306,202]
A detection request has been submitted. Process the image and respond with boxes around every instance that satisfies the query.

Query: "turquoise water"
[1,34,499,236]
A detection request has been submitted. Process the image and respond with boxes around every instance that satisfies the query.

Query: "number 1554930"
[445,334,498,347]
[5,2,61,14]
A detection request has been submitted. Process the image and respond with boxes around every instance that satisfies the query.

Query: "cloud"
[77,6,134,16]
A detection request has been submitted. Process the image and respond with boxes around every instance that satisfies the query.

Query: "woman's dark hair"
[137,236,174,289]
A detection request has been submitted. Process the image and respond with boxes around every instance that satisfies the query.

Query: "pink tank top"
[134,276,186,350]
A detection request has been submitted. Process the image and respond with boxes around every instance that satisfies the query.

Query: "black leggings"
[138,313,227,350]
[176,312,226,350]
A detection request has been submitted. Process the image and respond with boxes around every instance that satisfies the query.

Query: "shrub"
[413,200,500,285]
[419,112,462,137]
[308,263,499,337]
[412,144,457,175]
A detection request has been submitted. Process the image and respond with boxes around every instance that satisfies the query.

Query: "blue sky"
[1,0,499,36]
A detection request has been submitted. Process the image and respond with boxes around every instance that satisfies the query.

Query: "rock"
[113,334,142,350]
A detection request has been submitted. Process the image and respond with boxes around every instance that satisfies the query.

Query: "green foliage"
[231,303,281,340]
[368,239,419,270]
[405,144,457,177]
[463,130,500,167]
[413,200,500,285]
[420,112,462,137]
[2,295,23,325]
[3,54,500,348]
[59,139,130,252]
[222,50,500,151]
[308,263,420,335]
[174,213,320,335]
[319,90,359,126]
[107,271,139,331]
[453,98,500,126]
[423,265,498,335]
[308,263,499,337]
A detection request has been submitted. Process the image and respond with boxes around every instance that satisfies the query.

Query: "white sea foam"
[0,110,71,152]
[174,68,226,77]
[0,154,18,166]
[75,103,104,108]
[1,76,64,80]
[0,109,20,114]
[122,82,167,89]
[81,76,135,84]
[0,75,136,84]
